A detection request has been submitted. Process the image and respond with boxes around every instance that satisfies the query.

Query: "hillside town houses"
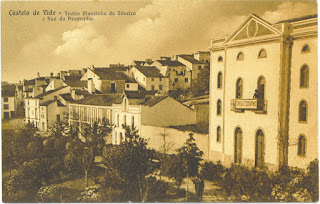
[2,14,318,171]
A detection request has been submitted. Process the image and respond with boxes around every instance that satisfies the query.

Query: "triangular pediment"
[226,14,282,43]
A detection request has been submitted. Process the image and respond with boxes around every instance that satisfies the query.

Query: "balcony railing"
[231,99,267,113]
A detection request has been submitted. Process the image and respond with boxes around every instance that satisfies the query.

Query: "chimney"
[50,72,54,78]
[37,72,40,78]
[88,78,94,94]
[90,65,95,71]
[57,73,61,79]
[71,89,76,100]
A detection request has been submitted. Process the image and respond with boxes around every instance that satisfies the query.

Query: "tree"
[191,66,210,97]
[176,133,203,200]
[103,126,162,202]
[79,118,112,187]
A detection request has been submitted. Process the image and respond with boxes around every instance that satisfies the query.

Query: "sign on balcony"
[235,99,258,109]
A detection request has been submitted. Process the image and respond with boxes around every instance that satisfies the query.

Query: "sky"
[1,0,318,83]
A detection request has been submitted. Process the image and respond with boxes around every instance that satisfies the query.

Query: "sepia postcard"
[1,0,318,202]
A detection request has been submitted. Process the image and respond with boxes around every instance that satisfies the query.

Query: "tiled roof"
[64,76,82,81]
[59,93,73,101]
[135,66,164,77]
[24,79,35,86]
[91,68,126,80]
[116,72,137,83]
[75,89,91,96]
[142,96,168,107]
[156,60,185,66]
[70,94,123,106]
[178,55,203,64]
[133,60,154,66]
[35,86,66,99]
[40,100,56,106]
[64,79,87,88]
[2,85,16,97]
[124,90,157,99]
[277,14,317,23]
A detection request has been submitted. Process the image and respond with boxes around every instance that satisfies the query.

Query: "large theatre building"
[209,14,317,169]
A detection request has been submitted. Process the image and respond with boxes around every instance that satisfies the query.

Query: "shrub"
[78,185,102,202]
[200,161,225,182]
[302,159,319,201]
[222,165,273,200]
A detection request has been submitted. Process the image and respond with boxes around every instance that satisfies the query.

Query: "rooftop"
[64,79,87,88]
[156,60,185,67]
[2,84,16,97]
[142,96,168,107]
[59,93,74,102]
[40,100,56,106]
[277,14,317,24]
[91,68,126,80]
[178,55,203,64]
[124,90,157,99]
[135,66,164,77]
[70,94,123,106]
[35,86,67,99]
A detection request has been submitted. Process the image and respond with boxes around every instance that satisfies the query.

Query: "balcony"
[231,99,267,113]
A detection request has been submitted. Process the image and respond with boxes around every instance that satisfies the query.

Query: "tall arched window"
[257,76,266,99]
[217,100,222,116]
[132,116,135,129]
[258,49,267,58]
[124,115,127,126]
[236,78,243,99]
[217,72,222,89]
[218,56,223,62]
[299,100,307,122]
[237,52,244,61]
[217,126,221,142]
[117,114,120,127]
[301,44,310,53]
[298,135,306,156]
[255,129,265,168]
[234,127,242,164]
[300,65,309,88]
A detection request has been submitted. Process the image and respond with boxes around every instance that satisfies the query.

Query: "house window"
[4,97,8,102]
[236,78,243,99]
[217,100,222,116]
[152,78,154,81]
[217,72,222,89]
[159,85,163,90]
[151,85,155,91]
[111,83,116,92]
[217,126,221,142]
[175,78,178,82]
[120,132,124,143]
[237,52,244,61]
[258,49,267,58]
[257,76,266,99]
[4,104,9,110]
[57,114,60,122]
[300,65,309,88]
[255,129,265,168]
[124,115,127,126]
[185,78,188,83]
[298,135,306,156]
[234,127,243,164]
[99,109,102,120]
[117,114,119,127]
[126,84,130,88]
[198,66,201,70]
[218,56,223,62]
[87,108,90,122]
[132,116,135,129]
[299,100,307,122]
[301,44,310,53]
[206,60,209,63]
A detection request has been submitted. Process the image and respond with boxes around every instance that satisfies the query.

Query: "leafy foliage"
[200,161,225,182]
[103,126,166,202]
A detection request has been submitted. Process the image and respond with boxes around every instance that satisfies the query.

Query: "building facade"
[209,14,317,169]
